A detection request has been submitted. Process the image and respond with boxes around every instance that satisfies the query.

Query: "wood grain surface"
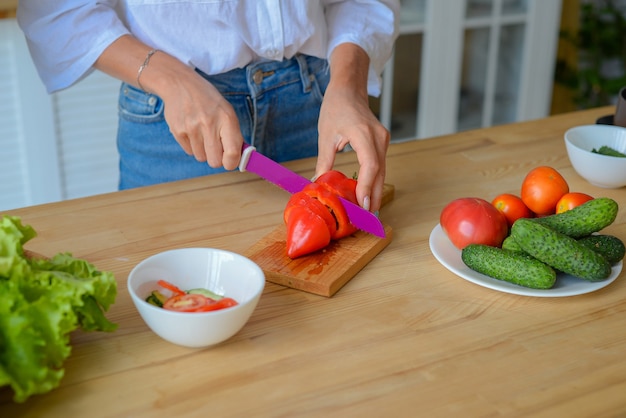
[2,107,626,417]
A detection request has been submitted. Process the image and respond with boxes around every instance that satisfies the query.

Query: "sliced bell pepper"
[283,170,359,258]
[314,170,358,203]
[285,205,332,259]
[302,183,357,240]
[284,191,338,238]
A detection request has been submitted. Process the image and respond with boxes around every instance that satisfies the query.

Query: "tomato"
[440,197,509,249]
[491,193,534,228]
[556,192,593,214]
[196,297,239,312]
[162,293,238,312]
[520,166,569,216]
[163,293,216,312]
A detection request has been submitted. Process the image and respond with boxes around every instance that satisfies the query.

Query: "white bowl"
[564,124,626,188]
[127,248,265,348]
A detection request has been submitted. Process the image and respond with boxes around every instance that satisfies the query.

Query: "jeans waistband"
[196,54,327,98]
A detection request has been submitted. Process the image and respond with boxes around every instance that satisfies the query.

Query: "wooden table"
[3,107,626,417]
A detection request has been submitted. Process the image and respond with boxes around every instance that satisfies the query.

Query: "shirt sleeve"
[323,0,400,97]
[17,1,130,93]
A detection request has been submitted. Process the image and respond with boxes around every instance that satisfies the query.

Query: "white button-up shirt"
[17,0,400,95]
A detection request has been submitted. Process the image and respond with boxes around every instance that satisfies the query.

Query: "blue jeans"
[117,54,330,189]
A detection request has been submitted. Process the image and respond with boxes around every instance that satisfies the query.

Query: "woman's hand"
[95,35,243,170]
[154,62,244,170]
[315,43,390,212]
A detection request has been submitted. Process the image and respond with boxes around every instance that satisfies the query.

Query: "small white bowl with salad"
[564,124,626,188]
[127,247,265,348]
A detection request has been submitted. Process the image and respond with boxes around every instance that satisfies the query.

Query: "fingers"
[314,135,341,180]
[218,122,244,170]
[167,100,243,170]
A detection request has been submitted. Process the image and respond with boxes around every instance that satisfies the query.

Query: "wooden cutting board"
[245,185,394,297]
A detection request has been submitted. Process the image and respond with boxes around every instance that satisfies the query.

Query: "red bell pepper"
[313,170,358,203]
[284,170,359,258]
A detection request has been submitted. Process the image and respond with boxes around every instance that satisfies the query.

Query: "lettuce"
[0,216,117,402]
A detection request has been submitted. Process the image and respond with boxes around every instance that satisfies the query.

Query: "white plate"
[429,224,622,297]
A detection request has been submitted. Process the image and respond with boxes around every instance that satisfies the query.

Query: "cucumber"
[146,290,167,307]
[531,197,618,238]
[577,234,626,264]
[188,288,223,300]
[511,219,612,281]
[501,236,524,253]
[461,244,556,289]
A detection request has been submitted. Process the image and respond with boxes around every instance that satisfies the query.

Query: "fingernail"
[373,210,380,218]
[363,196,371,211]
[310,175,318,182]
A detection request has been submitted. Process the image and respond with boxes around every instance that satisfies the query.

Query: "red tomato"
[440,197,509,249]
[491,193,534,228]
[163,294,238,313]
[163,293,216,312]
[520,166,569,216]
[196,297,239,312]
[556,192,593,214]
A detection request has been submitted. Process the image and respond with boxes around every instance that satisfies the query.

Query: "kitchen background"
[0,0,623,211]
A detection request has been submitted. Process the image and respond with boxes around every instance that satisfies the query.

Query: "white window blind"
[0,25,28,211]
[0,19,120,211]
[54,71,120,200]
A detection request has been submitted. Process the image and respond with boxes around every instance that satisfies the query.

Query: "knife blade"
[239,144,385,238]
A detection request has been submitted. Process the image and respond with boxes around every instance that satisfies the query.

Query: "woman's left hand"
[315,44,390,213]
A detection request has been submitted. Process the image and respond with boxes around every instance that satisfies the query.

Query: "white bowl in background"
[127,248,265,348]
[564,124,626,188]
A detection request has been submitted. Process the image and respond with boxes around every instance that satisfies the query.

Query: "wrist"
[136,49,159,93]
[328,43,370,100]
[136,50,198,99]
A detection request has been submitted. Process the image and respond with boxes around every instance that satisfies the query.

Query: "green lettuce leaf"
[0,216,117,402]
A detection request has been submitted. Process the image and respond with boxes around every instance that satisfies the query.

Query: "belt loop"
[295,54,313,93]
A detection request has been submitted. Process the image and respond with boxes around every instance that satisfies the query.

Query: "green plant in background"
[555,0,626,109]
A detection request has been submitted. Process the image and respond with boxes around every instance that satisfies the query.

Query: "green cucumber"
[501,236,524,253]
[502,233,625,264]
[461,244,556,289]
[188,288,223,300]
[511,219,612,281]
[146,290,168,307]
[577,234,626,264]
[531,197,618,238]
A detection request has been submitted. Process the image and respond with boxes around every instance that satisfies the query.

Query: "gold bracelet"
[137,49,159,92]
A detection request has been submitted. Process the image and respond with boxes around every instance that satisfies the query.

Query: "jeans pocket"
[306,56,330,103]
[118,82,165,124]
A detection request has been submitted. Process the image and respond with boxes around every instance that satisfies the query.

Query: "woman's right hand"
[94,35,244,170]
[152,58,244,170]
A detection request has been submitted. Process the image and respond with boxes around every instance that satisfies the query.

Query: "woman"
[17,1,399,212]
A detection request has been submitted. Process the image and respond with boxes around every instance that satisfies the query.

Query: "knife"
[238,144,385,238]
